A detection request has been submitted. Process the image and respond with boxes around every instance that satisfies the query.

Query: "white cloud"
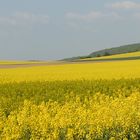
[65,11,122,32]
[133,13,140,18]
[66,11,103,22]
[108,1,140,9]
[0,17,16,25]
[66,11,122,22]
[0,12,49,26]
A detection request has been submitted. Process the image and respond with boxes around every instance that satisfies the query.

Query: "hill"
[62,43,140,61]
[89,43,140,57]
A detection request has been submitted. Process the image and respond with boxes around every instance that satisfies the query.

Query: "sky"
[0,0,140,60]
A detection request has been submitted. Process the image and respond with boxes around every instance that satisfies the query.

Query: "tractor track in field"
[0,62,62,69]
[0,56,140,69]
[0,61,106,69]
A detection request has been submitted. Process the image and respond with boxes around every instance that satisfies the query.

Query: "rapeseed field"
[0,60,140,139]
[0,60,140,83]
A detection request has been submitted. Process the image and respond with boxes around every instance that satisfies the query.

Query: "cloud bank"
[66,11,103,22]
[66,11,121,22]
[0,12,49,26]
[109,1,140,9]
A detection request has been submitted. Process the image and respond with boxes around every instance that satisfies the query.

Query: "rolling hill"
[89,43,140,57]
[63,43,140,61]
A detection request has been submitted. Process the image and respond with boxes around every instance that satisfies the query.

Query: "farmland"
[0,60,140,139]
[0,60,47,65]
[0,60,140,83]
[82,51,140,61]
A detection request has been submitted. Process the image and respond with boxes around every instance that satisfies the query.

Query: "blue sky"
[0,0,140,60]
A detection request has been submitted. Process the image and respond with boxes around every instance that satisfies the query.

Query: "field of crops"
[0,60,47,65]
[83,51,140,61]
[0,60,140,139]
[0,60,140,83]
